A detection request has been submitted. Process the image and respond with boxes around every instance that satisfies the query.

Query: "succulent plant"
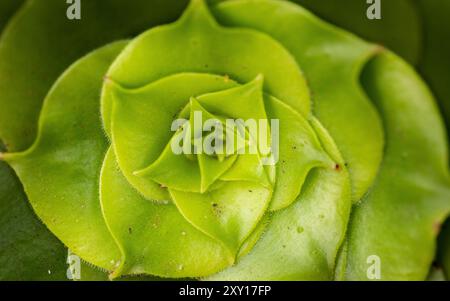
[0,0,449,280]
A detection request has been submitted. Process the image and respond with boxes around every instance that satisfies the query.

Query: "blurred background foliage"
[0,0,449,280]
[0,0,24,31]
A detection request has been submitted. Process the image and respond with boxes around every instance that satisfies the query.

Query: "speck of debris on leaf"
[433,222,442,234]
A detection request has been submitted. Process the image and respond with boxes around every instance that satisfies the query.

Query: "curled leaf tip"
[373,44,386,54]
[108,271,118,281]
[189,96,198,105]
[103,77,127,93]
[180,0,218,27]
[254,73,265,84]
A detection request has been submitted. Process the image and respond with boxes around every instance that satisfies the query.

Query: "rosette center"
[135,75,272,194]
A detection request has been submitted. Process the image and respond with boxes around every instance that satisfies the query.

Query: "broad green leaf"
[192,74,268,122]
[341,52,450,280]
[294,0,422,65]
[170,181,271,258]
[100,148,232,279]
[0,155,67,280]
[106,0,310,119]
[0,0,189,152]
[220,153,269,188]
[0,2,68,281]
[291,0,450,141]
[2,42,128,271]
[265,96,334,210]
[207,117,351,280]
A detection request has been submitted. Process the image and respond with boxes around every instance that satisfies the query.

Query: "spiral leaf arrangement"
[1,0,449,280]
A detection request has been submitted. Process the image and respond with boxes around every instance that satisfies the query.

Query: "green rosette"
[0,0,449,281]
